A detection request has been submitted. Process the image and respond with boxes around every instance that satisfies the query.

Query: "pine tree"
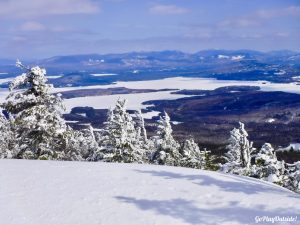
[152,111,181,166]
[94,99,143,163]
[252,143,285,184]
[1,61,81,160]
[180,138,206,169]
[221,122,254,175]
[0,112,13,158]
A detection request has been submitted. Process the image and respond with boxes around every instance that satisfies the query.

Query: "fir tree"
[1,61,81,160]
[152,111,181,166]
[252,143,285,184]
[93,99,143,163]
[0,112,13,158]
[135,109,148,143]
[285,161,300,193]
[221,122,254,175]
[180,138,206,169]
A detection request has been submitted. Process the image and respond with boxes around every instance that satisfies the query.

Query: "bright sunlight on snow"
[0,160,299,225]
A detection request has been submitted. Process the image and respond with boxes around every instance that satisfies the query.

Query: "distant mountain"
[0,50,299,85]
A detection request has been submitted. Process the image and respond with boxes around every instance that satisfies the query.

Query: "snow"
[2,77,300,118]
[63,91,189,113]
[58,77,300,116]
[231,55,245,61]
[274,70,286,75]
[142,110,161,119]
[278,143,300,152]
[66,120,79,123]
[218,55,230,59]
[0,77,15,84]
[90,73,117,77]
[266,118,276,123]
[292,76,300,81]
[0,159,299,225]
[77,113,87,117]
[172,121,183,125]
[45,75,63,79]
[47,77,300,95]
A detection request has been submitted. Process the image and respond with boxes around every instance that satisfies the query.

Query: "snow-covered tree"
[152,111,181,166]
[92,99,143,163]
[180,138,207,169]
[1,61,81,160]
[221,122,254,175]
[252,143,285,184]
[285,161,300,193]
[0,112,13,158]
[135,110,148,143]
[134,109,155,162]
[68,125,99,160]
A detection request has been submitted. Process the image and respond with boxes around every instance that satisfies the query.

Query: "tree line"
[0,62,299,193]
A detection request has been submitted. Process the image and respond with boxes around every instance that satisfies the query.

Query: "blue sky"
[0,0,299,59]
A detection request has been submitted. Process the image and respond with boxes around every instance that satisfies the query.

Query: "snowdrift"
[0,160,299,225]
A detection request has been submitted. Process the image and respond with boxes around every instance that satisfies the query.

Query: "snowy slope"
[0,160,299,225]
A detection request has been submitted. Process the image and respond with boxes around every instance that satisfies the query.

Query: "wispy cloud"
[0,0,100,18]
[149,4,189,15]
[217,5,300,30]
[256,6,300,19]
[20,21,46,31]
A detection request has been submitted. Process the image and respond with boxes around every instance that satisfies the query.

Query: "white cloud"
[149,4,188,15]
[219,19,260,28]
[257,6,300,19]
[218,6,300,29]
[20,21,45,31]
[0,0,100,18]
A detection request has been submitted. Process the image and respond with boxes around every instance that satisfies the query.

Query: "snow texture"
[0,160,299,225]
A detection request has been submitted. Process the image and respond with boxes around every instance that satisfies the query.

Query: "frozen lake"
[1,77,300,118]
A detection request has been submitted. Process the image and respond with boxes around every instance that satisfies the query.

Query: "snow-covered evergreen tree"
[1,61,81,160]
[0,112,13,158]
[134,109,154,162]
[221,122,254,175]
[180,138,206,169]
[92,99,143,163]
[67,125,99,160]
[152,111,181,166]
[135,110,148,143]
[285,161,300,193]
[252,143,285,184]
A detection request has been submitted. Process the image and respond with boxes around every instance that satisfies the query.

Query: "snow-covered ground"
[0,160,299,225]
[0,77,14,84]
[90,73,117,77]
[45,75,63,79]
[278,143,300,152]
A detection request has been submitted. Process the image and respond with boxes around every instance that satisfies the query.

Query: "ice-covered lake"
[1,77,300,118]
[59,77,300,114]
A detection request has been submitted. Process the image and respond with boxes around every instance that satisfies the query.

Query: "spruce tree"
[285,161,300,193]
[221,122,254,175]
[0,112,13,158]
[94,99,143,163]
[1,61,81,160]
[152,111,181,166]
[180,138,206,169]
[252,143,285,184]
